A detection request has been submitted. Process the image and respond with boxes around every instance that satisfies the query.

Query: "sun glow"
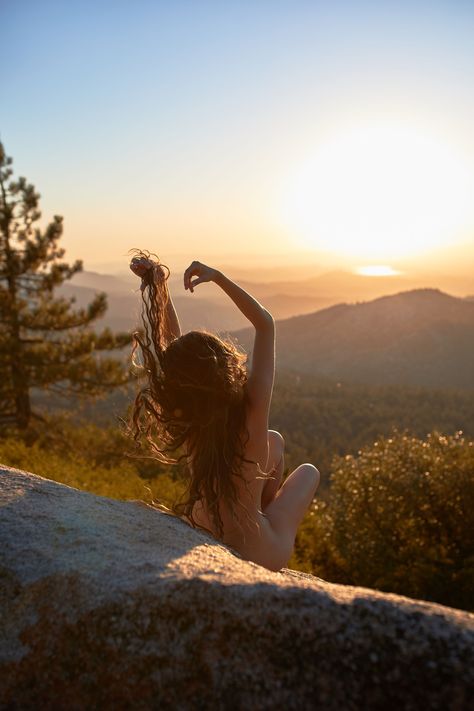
[356,265,401,277]
[280,122,474,261]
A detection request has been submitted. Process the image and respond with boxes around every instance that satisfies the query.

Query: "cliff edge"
[1,465,473,710]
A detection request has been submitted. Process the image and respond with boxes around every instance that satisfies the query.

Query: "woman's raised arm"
[183,261,275,417]
[130,256,182,346]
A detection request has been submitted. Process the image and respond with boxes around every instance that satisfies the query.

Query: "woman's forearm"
[213,270,273,330]
[164,291,181,342]
[132,255,181,344]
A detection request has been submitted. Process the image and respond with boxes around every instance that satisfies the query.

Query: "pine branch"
[0,141,132,428]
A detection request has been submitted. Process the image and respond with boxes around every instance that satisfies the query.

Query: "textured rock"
[0,465,473,710]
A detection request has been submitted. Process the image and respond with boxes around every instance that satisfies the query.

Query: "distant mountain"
[59,271,336,333]
[233,289,474,389]
[70,271,134,293]
[58,283,249,333]
[60,269,474,349]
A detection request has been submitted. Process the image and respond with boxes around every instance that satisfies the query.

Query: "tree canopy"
[0,142,132,430]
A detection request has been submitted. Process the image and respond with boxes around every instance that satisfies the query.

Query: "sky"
[2,0,474,273]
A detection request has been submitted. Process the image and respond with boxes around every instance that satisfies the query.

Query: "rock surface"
[1,465,473,710]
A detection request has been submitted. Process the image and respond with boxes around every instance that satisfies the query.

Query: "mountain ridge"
[233,288,474,389]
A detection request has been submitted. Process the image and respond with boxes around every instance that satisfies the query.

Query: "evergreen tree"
[0,142,132,430]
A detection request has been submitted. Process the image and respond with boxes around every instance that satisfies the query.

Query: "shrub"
[0,427,186,510]
[291,431,474,611]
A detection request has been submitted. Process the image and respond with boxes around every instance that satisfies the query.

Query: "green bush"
[0,424,186,510]
[291,431,474,611]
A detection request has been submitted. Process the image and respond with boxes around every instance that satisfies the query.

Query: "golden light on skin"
[280,122,474,261]
[356,265,401,277]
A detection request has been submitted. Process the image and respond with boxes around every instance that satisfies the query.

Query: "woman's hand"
[130,256,154,278]
[130,256,167,290]
[183,261,218,293]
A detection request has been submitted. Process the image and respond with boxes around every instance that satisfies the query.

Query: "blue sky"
[2,0,474,270]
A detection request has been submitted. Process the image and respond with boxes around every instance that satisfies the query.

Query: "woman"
[130,251,320,571]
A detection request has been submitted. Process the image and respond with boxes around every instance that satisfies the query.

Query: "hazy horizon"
[81,245,474,293]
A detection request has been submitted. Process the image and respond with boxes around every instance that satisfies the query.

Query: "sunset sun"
[281,122,474,262]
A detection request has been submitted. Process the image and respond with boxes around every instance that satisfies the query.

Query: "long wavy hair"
[129,251,260,540]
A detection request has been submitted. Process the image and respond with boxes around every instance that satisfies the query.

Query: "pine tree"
[0,142,132,430]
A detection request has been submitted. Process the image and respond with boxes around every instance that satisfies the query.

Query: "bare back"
[182,264,318,570]
[189,269,281,565]
[190,392,289,570]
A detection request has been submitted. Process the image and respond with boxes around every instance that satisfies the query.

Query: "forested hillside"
[58,272,330,334]
[32,370,474,488]
[270,371,474,482]
[234,289,474,388]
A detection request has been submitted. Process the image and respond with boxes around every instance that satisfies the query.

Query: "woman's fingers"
[130,263,147,277]
[183,267,190,291]
[130,256,154,277]
[184,261,216,292]
[189,277,203,292]
[186,271,200,292]
[184,261,201,292]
